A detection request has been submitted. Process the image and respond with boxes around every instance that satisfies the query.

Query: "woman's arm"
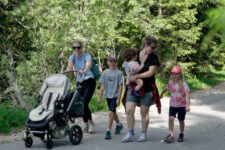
[130,65,157,82]
[66,60,74,72]
[84,59,92,73]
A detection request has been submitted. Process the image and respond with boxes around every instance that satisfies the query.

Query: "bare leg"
[125,102,137,130]
[135,79,143,91]
[114,112,120,124]
[107,111,114,130]
[179,120,185,133]
[169,116,175,135]
[140,105,150,132]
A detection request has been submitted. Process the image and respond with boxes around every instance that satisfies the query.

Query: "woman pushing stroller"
[66,40,96,134]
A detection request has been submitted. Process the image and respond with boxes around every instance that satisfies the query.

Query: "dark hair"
[122,48,138,61]
[141,35,158,49]
[73,40,83,48]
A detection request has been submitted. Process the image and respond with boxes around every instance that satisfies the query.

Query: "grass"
[0,104,28,133]
[89,90,108,113]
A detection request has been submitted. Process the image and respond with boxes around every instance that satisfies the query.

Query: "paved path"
[1,82,225,150]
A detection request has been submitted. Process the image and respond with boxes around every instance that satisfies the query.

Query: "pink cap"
[171,66,182,73]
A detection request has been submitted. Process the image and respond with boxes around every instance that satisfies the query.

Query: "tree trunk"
[7,49,28,109]
[97,50,102,72]
[158,7,162,15]
[58,51,65,73]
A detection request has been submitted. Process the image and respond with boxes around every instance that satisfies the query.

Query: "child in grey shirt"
[98,54,124,140]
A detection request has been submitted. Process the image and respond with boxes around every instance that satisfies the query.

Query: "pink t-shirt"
[166,81,190,107]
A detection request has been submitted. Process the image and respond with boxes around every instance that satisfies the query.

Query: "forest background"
[0,0,225,133]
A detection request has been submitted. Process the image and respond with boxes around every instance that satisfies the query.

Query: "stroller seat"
[29,74,70,122]
[29,87,61,121]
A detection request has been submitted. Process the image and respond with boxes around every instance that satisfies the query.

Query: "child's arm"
[185,92,190,112]
[116,83,123,106]
[98,84,105,104]
[136,63,144,72]
[160,88,168,99]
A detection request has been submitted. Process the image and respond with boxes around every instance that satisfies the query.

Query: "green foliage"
[157,66,225,94]
[0,105,28,133]
[89,90,108,113]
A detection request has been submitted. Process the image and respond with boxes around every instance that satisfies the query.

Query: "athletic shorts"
[126,87,154,106]
[169,107,186,121]
[106,97,117,112]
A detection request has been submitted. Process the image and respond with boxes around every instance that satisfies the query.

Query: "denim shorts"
[126,87,154,106]
[106,97,117,112]
[169,107,186,121]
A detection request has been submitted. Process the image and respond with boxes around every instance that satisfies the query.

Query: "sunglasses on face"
[72,46,81,50]
[151,46,157,50]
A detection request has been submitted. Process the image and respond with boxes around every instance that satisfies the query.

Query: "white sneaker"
[121,132,136,143]
[137,133,146,142]
[83,126,89,133]
[89,123,95,134]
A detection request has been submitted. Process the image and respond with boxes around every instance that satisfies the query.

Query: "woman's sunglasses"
[151,46,157,50]
[72,46,81,50]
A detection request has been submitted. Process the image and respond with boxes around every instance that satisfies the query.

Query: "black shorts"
[106,97,117,113]
[169,107,186,121]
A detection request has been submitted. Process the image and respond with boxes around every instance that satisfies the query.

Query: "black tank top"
[136,50,160,92]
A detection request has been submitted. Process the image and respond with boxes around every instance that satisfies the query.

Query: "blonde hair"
[171,72,184,92]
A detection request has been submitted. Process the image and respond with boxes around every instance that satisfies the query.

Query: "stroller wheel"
[69,125,83,145]
[24,137,33,148]
[46,139,53,149]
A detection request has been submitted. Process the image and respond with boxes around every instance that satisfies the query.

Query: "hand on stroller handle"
[62,69,80,74]
[63,70,85,81]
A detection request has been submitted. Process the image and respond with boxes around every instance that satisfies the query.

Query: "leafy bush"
[0,105,28,133]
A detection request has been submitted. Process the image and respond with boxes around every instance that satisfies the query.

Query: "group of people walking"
[66,35,191,143]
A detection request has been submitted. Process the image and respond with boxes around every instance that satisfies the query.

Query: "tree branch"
[13,18,34,34]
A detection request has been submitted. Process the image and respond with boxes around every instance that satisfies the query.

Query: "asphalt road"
[1,82,225,150]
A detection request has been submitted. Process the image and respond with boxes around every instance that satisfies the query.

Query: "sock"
[106,129,111,132]
[169,131,174,137]
[129,130,134,135]
[141,131,146,135]
[117,122,122,126]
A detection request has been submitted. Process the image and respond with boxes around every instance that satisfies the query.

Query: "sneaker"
[164,134,174,143]
[89,123,95,134]
[134,90,139,96]
[121,132,136,143]
[105,131,112,140]
[83,126,89,133]
[137,133,146,142]
[177,133,184,142]
[115,124,123,134]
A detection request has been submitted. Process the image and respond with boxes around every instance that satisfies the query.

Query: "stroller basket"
[67,90,84,118]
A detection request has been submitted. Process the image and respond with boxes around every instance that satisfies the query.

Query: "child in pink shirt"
[160,65,190,143]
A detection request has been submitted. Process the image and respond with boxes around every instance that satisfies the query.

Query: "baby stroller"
[24,72,84,149]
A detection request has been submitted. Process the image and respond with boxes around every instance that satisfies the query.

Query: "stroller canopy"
[39,74,71,99]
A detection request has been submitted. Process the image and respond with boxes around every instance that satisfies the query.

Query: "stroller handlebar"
[62,69,79,74]
[62,70,85,82]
